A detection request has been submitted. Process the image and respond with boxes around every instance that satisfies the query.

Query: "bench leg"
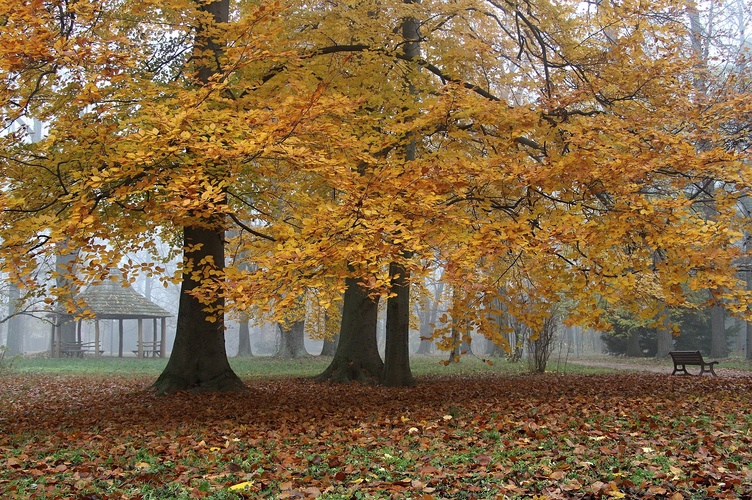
[672,365,690,375]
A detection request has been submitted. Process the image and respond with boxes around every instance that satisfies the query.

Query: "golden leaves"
[1,0,751,337]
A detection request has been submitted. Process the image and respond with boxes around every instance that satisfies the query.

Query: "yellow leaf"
[228,481,254,491]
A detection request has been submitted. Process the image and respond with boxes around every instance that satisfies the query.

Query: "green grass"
[11,354,620,379]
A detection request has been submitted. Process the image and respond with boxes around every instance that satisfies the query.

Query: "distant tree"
[527,311,559,373]
[710,305,729,358]
[5,284,23,356]
[415,279,444,356]
[602,307,732,357]
[320,335,339,357]
[236,316,253,357]
[276,320,308,358]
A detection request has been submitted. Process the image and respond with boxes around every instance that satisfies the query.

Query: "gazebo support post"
[94,320,101,358]
[118,319,124,358]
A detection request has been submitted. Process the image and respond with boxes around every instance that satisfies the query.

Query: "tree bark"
[382,260,414,386]
[315,275,383,382]
[153,226,244,394]
[236,316,253,357]
[276,319,308,358]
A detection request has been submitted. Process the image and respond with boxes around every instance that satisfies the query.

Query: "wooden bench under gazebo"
[50,278,171,358]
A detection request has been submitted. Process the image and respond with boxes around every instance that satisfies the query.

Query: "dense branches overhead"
[1,0,751,341]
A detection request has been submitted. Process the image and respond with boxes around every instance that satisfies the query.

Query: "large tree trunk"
[153,226,244,394]
[152,0,243,394]
[382,260,414,386]
[276,319,308,358]
[315,275,383,382]
[710,303,727,358]
[236,316,253,357]
[380,14,418,388]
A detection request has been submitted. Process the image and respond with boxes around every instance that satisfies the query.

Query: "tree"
[315,275,384,382]
[236,315,253,357]
[527,309,558,373]
[3,0,752,393]
[380,10,420,387]
[276,320,308,358]
[710,305,728,358]
[153,0,245,394]
[0,0,365,391]
[416,277,444,355]
[382,259,414,386]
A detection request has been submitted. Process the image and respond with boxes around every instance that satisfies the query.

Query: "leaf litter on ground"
[1,372,752,499]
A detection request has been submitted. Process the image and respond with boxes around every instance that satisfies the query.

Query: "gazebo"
[50,278,171,358]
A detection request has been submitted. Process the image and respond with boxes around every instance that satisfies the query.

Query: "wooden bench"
[669,350,718,376]
[133,341,162,358]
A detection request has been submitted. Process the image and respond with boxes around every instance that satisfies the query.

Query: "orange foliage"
[1,0,751,339]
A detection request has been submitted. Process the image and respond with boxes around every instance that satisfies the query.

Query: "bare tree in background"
[527,310,559,373]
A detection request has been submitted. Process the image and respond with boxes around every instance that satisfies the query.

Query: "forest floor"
[2,363,752,499]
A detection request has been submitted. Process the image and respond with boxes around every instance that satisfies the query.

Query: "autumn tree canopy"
[1,0,751,388]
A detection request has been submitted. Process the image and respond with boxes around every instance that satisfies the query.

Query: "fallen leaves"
[1,372,752,498]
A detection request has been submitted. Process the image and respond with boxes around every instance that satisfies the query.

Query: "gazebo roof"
[77,279,171,320]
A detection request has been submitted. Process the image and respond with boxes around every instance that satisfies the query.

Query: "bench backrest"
[669,350,704,363]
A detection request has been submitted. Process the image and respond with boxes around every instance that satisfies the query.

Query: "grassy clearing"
[12,354,618,379]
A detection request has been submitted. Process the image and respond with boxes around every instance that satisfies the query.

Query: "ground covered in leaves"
[2,372,752,499]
